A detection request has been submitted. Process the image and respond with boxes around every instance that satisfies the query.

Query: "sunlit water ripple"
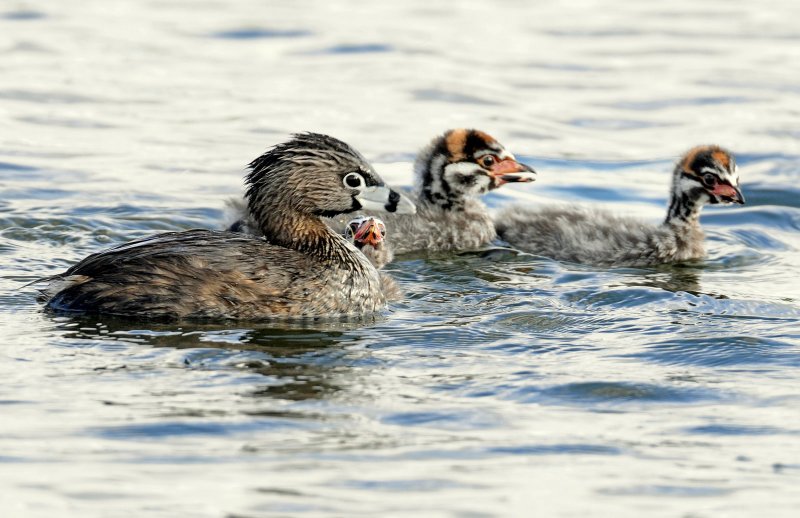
[1,1,799,517]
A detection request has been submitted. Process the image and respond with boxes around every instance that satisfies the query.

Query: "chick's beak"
[490,159,537,186]
[712,183,745,205]
[353,219,383,246]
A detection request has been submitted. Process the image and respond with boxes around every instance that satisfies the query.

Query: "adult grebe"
[40,132,415,319]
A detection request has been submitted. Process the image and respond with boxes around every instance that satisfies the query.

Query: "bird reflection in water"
[612,264,729,299]
[57,316,375,403]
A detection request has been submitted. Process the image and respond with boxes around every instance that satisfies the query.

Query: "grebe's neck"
[255,205,369,271]
[664,169,707,227]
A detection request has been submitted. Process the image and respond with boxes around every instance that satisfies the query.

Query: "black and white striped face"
[417,129,536,209]
[676,145,744,205]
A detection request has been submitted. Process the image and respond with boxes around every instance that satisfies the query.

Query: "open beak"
[712,183,745,205]
[356,185,416,214]
[353,218,384,247]
[490,159,537,186]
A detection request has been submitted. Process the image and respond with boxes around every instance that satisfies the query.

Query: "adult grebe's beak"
[356,186,416,214]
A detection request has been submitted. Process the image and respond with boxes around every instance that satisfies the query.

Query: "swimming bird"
[344,216,393,269]
[494,145,744,267]
[228,129,536,255]
[343,216,401,300]
[39,133,415,320]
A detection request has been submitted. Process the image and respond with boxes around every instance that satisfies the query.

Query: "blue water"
[1,1,800,516]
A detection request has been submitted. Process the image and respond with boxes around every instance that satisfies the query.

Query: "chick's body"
[496,145,744,267]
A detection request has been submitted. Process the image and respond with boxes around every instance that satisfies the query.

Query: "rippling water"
[2,1,800,516]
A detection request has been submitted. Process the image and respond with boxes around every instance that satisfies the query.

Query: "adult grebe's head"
[245,133,415,221]
[415,129,536,209]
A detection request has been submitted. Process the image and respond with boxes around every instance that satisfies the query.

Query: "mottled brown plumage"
[40,133,414,320]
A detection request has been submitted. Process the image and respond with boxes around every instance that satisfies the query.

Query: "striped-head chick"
[415,129,536,210]
[667,145,744,223]
[344,216,393,269]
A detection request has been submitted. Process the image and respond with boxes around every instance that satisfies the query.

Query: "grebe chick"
[344,216,394,269]
[335,129,536,254]
[227,129,536,255]
[344,216,402,300]
[40,133,415,320]
[495,145,745,267]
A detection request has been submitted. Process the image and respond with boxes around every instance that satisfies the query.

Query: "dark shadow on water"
[623,334,800,368]
[49,308,384,332]
[487,443,622,456]
[56,315,377,403]
[611,266,708,298]
[1,10,46,20]
[210,28,311,39]
[597,484,733,497]
[533,381,718,406]
[306,44,393,55]
[685,424,797,436]
[0,160,37,172]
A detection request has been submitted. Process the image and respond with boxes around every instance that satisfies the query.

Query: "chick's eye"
[480,155,496,168]
[343,172,366,189]
[702,173,717,187]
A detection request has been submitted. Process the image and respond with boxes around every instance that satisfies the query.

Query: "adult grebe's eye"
[343,172,366,189]
[703,173,717,187]
[480,155,496,168]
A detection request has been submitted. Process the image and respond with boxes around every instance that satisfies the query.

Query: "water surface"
[1,1,800,517]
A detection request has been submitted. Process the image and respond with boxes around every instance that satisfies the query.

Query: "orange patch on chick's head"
[444,129,501,164]
[680,146,704,176]
[444,129,468,162]
[711,149,731,170]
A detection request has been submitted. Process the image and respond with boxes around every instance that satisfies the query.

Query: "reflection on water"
[613,267,705,297]
[1,0,800,517]
[62,318,365,402]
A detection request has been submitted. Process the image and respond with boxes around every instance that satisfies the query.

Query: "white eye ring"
[343,172,366,189]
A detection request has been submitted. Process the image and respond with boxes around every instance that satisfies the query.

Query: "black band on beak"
[386,189,401,212]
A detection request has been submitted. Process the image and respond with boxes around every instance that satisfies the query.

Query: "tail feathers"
[27,274,92,302]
